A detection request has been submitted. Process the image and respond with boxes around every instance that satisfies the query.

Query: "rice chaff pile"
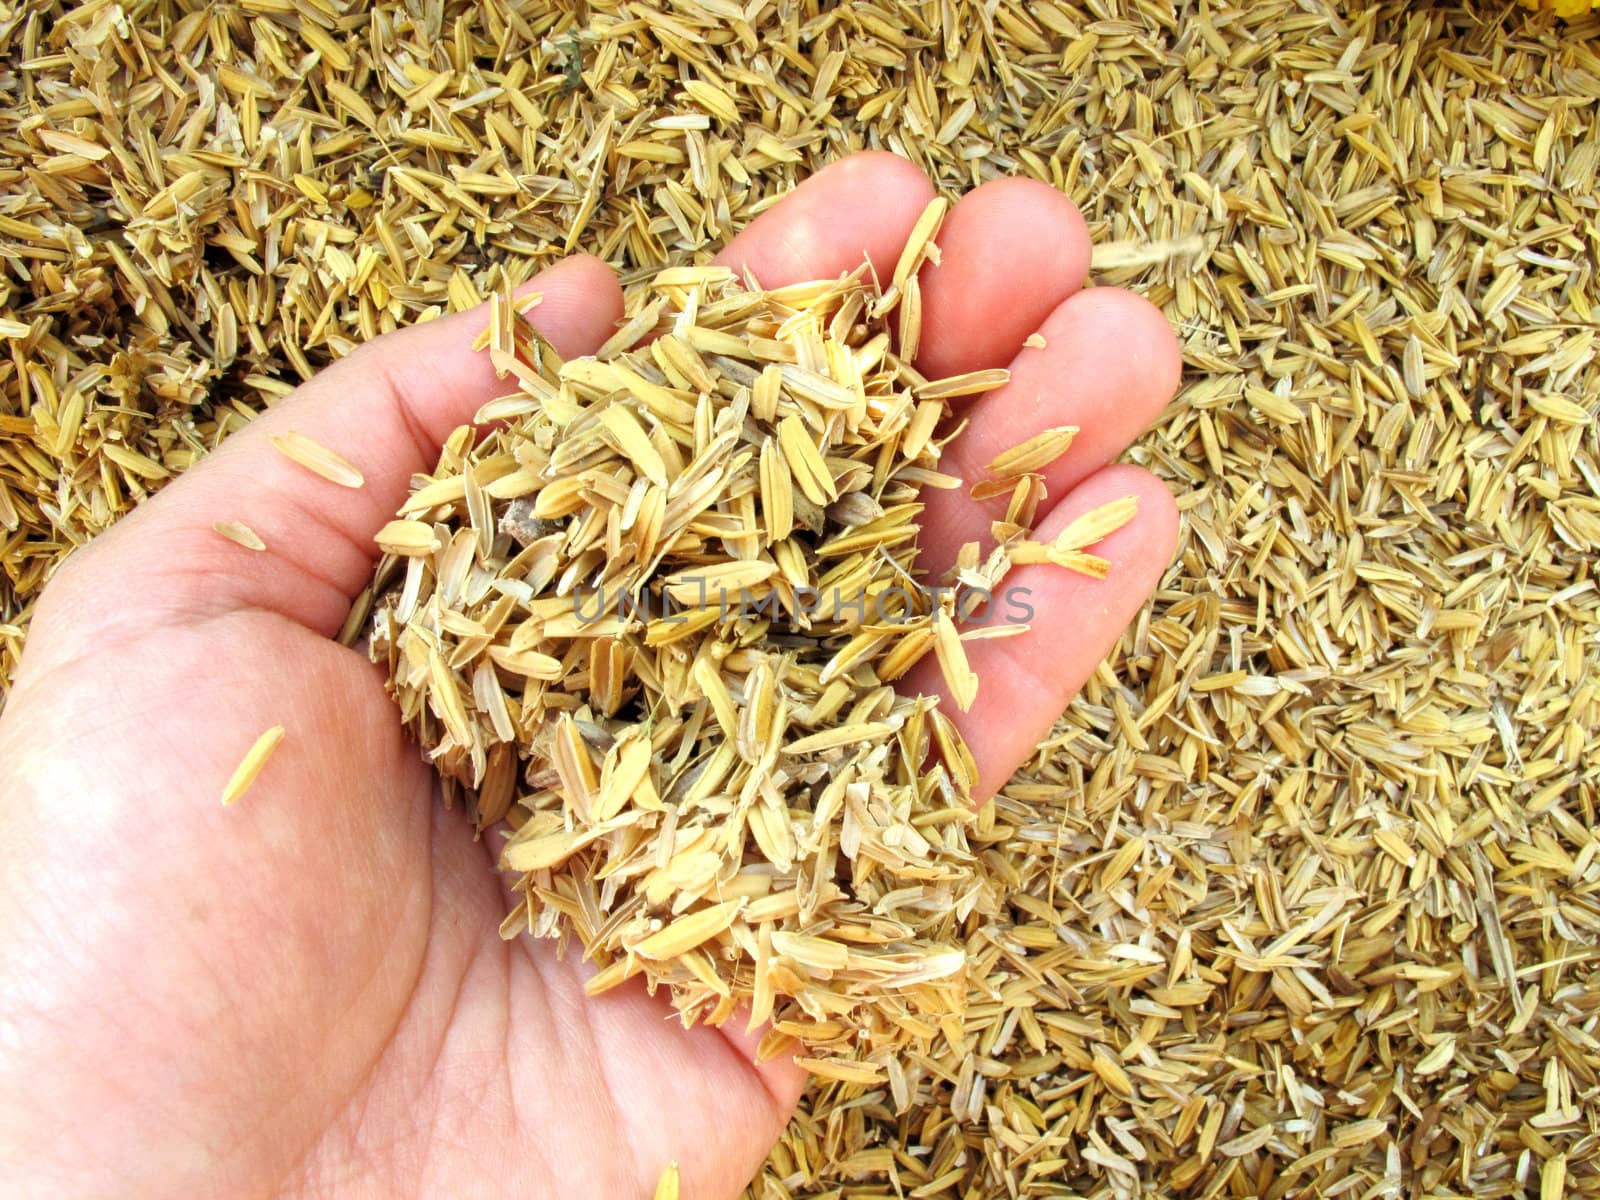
[4,0,1600,1195]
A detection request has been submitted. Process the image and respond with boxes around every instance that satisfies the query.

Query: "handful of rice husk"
[369,235,1128,1070]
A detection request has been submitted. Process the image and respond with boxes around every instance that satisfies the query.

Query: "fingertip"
[825,149,936,204]
[715,151,936,286]
[917,177,1091,378]
[967,176,1091,281]
[519,253,625,357]
[1087,464,1181,582]
[1058,287,1183,414]
[1015,286,1180,463]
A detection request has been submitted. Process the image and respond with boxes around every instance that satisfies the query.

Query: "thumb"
[32,255,622,655]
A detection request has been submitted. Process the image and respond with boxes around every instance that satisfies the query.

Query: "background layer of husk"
[2,1,1598,1195]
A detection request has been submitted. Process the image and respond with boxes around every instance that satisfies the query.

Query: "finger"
[73,255,624,638]
[919,287,1181,576]
[903,465,1179,803]
[914,177,1091,380]
[714,151,936,286]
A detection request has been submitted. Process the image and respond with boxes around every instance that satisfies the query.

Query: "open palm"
[0,154,1180,1199]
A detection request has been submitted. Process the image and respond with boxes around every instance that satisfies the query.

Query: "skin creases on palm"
[0,152,1180,1200]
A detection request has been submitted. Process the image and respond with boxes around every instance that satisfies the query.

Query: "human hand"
[0,153,1180,1199]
